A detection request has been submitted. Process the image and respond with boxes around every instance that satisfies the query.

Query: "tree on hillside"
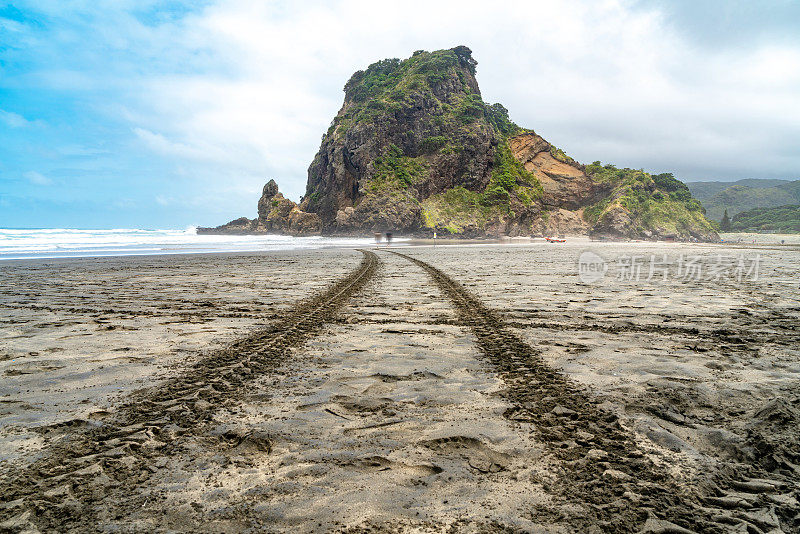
[720,208,732,232]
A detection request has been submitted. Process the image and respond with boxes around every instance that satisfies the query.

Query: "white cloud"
[114,0,799,198]
[23,171,53,185]
[0,109,35,128]
[113,198,136,209]
[15,0,796,225]
[133,127,230,162]
[56,144,110,157]
[0,16,26,33]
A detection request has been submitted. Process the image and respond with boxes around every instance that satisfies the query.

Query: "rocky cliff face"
[202,46,718,242]
[299,46,500,233]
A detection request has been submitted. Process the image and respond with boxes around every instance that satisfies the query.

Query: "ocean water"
[0,228,379,260]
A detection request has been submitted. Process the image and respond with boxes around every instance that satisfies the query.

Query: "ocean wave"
[0,228,380,260]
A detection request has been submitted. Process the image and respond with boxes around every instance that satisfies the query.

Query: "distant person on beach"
[386,232,393,245]
[374,232,382,244]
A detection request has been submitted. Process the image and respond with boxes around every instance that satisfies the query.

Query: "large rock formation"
[202,46,718,241]
[299,46,498,233]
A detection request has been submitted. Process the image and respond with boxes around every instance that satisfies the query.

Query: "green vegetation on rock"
[484,142,542,209]
[456,93,486,124]
[421,187,500,234]
[419,140,542,232]
[331,47,520,144]
[583,163,713,238]
[485,103,522,136]
[421,136,448,153]
[368,144,427,191]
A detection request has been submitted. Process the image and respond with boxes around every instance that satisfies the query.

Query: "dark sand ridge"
[1,243,798,532]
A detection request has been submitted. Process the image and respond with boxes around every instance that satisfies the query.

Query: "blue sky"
[2,0,799,229]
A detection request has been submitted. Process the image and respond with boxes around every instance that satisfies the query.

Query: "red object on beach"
[545,237,566,243]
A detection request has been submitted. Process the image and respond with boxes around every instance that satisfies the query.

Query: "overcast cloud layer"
[1,0,799,228]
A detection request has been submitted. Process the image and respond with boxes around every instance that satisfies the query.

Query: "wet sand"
[0,251,357,463]
[0,242,798,532]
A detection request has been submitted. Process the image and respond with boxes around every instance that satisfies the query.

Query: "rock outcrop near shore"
[198,179,321,235]
[202,46,718,241]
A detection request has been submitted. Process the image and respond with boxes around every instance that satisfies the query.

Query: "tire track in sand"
[390,250,728,534]
[0,250,380,533]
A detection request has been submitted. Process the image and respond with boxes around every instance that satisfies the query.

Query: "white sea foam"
[0,227,380,260]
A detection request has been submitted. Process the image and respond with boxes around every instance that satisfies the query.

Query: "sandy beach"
[1,241,798,533]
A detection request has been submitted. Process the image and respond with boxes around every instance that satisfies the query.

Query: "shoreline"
[4,226,799,263]
[4,232,800,262]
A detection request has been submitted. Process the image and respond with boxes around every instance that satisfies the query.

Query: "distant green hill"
[686,179,800,221]
[779,180,800,199]
[729,205,800,233]
[687,179,792,201]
